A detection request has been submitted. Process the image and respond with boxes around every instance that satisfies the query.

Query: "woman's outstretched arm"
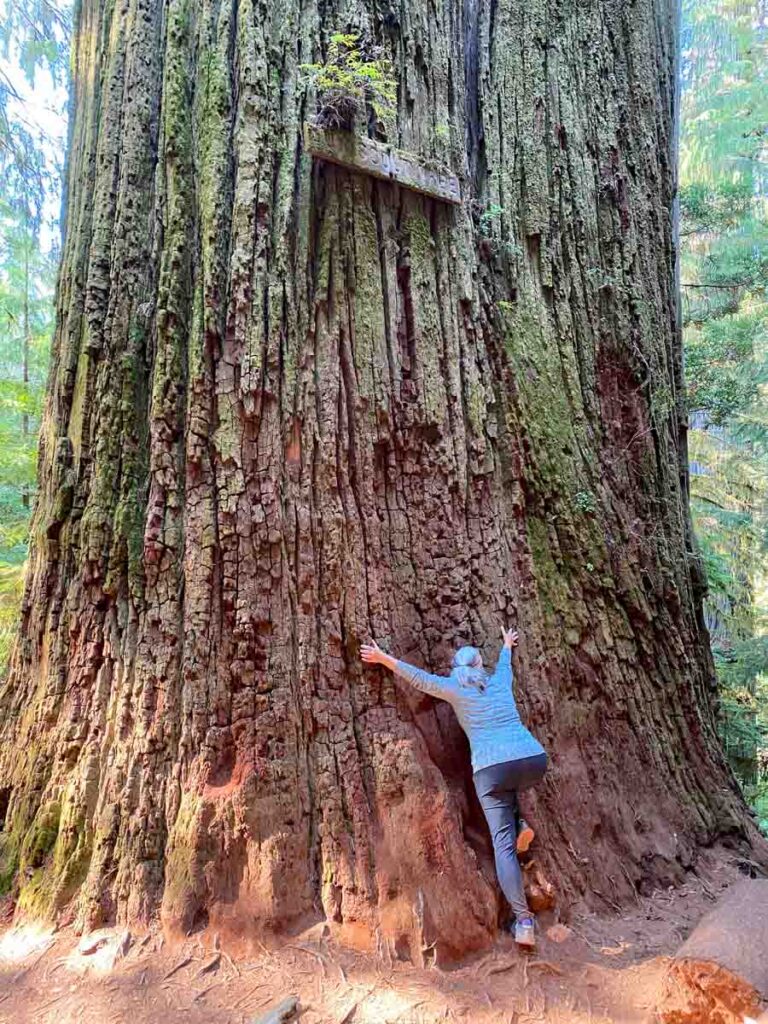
[494,627,519,684]
[360,640,455,700]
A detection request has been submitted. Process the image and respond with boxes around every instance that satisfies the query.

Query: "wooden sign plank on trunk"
[303,122,461,205]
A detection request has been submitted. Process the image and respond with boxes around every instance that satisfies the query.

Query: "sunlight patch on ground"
[336,983,428,1022]
[62,927,132,974]
[0,922,55,963]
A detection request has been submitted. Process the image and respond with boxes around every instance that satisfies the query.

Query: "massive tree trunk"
[0,0,763,959]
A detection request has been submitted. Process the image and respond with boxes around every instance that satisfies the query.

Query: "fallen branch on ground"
[162,955,193,980]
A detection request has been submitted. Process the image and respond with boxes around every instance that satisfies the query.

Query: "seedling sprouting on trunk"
[301,33,396,140]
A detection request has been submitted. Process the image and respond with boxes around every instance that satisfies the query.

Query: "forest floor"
[0,848,757,1024]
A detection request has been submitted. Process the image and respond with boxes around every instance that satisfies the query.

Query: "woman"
[360,627,547,949]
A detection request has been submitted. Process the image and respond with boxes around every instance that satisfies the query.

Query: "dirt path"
[0,852,752,1024]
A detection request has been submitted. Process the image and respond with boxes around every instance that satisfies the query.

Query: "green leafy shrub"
[479,203,504,236]
[573,490,597,515]
[301,33,397,137]
[476,203,522,260]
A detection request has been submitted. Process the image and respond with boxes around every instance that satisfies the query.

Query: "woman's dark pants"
[472,753,548,919]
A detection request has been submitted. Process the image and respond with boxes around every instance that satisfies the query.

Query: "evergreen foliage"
[0,0,67,671]
[301,33,397,138]
[681,0,768,825]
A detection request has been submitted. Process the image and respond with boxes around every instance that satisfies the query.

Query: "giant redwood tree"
[0,0,763,959]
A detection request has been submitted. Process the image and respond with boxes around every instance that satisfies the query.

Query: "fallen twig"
[338,1004,358,1024]
[163,954,193,980]
[472,953,496,976]
[228,979,265,1009]
[486,961,518,977]
[222,950,240,977]
[194,952,221,977]
[286,943,329,977]
[192,979,226,1003]
[568,926,601,952]
[32,991,67,1015]
[528,960,564,976]
[44,956,67,980]
[617,860,641,906]
[337,985,377,1024]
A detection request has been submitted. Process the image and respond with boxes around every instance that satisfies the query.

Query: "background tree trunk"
[0,0,763,959]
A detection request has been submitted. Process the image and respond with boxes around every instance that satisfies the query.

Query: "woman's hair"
[451,645,488,691]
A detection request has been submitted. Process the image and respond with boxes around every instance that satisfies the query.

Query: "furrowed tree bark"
[0,0,764,959]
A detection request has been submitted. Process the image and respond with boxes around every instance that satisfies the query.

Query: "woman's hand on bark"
[501,627,519,649]
[360,640,386,665]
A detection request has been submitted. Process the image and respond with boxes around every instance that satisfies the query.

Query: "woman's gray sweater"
[393,646,545,773]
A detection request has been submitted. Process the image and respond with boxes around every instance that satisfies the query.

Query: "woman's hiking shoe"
[514,915,536,949]
[516,820,535,854]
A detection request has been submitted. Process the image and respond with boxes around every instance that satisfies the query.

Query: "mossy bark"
[0,0,763,958]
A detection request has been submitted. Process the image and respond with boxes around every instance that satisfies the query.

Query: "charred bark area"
[0,0,763,959]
